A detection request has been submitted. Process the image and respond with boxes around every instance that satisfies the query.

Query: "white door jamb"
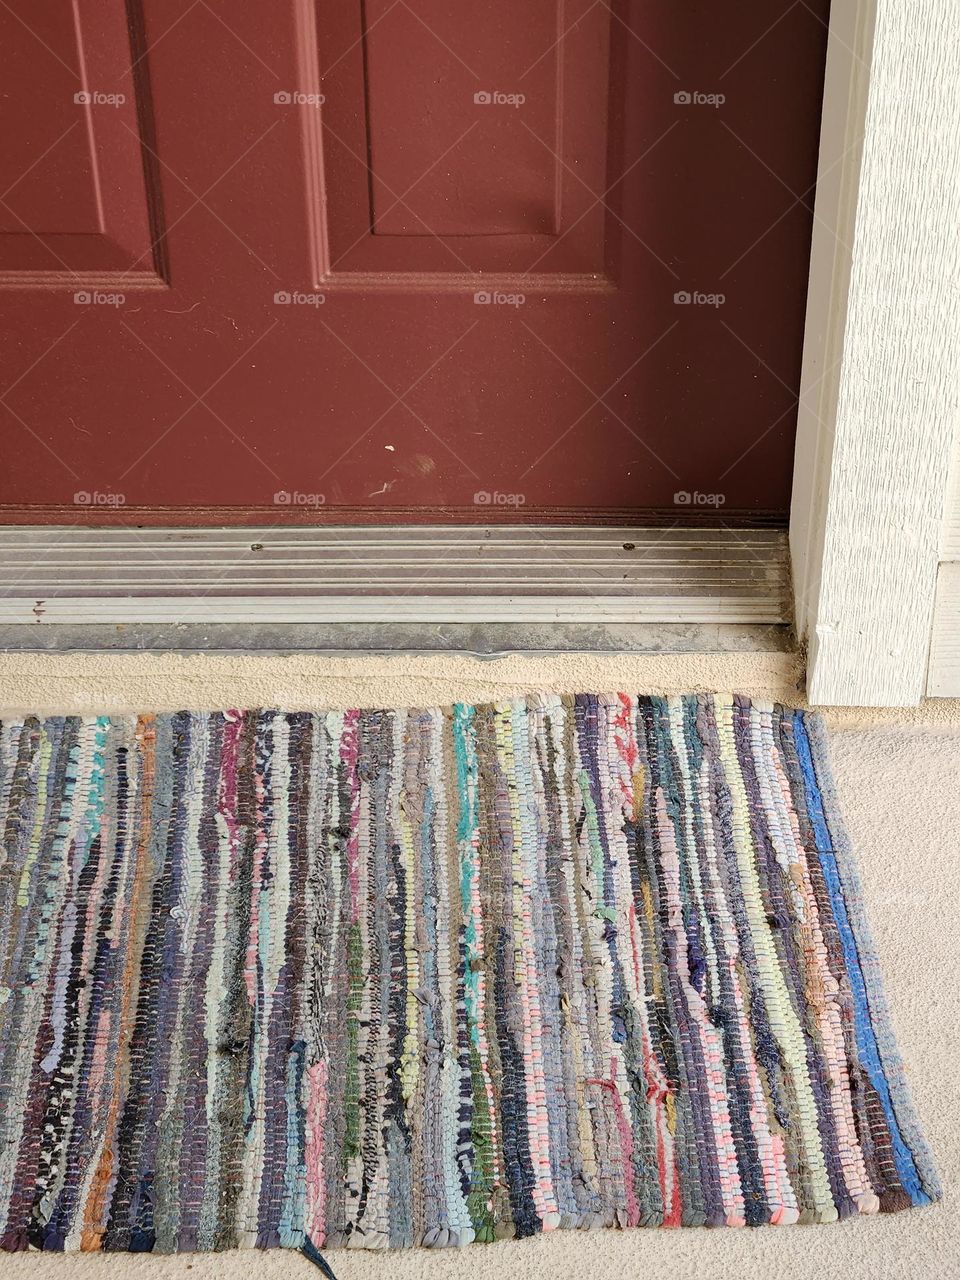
[791,0,960,705]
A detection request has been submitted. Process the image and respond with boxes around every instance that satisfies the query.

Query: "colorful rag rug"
[0,696,938,1270]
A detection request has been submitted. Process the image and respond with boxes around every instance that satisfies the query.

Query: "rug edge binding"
[803,710,942,1203]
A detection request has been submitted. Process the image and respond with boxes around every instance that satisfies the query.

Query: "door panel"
[0,0,162,280]
[0,5,101,236]
[321,0,612,274]
[363,0,562,238]
[0,1,831,523]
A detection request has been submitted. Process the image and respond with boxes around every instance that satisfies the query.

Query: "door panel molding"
[791,0,960,705]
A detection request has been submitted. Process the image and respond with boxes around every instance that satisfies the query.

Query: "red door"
[0,2,829,525]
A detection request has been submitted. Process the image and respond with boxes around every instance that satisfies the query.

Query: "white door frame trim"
[791,0,960,705]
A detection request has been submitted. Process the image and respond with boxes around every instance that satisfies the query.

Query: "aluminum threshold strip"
[0,526,791,625]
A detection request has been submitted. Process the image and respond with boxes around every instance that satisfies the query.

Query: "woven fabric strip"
[0,695,938,1260]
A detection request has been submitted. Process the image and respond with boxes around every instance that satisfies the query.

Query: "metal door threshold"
[0,526,791,626]
[0,622,794,655]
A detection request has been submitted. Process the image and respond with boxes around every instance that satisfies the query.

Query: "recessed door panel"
[0,5,102,235]
[318,0,614,277]
[0,0,163,282]
[365,0,559,238]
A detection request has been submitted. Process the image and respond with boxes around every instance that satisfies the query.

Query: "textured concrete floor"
[1,652,958,1280]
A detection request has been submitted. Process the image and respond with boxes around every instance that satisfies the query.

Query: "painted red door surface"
[0,2,829,525]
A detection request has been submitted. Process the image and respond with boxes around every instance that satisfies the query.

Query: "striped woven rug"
[0,695,937,1269]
